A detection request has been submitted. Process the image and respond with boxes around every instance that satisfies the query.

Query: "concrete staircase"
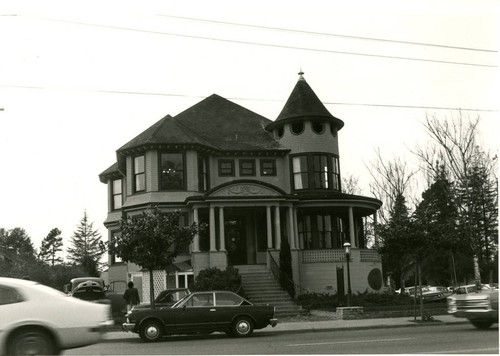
[234,264,307,318]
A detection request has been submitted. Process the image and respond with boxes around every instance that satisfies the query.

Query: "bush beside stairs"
[235,264,308,318]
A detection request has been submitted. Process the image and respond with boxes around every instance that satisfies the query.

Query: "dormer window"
[312,121,325,134]
[291,122,304,135]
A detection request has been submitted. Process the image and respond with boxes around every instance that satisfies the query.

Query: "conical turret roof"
[266,72,344,131]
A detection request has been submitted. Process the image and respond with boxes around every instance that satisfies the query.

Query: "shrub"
[297,291,417,311]
[192,267,245,296]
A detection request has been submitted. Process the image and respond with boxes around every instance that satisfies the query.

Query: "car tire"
[8,328,59,355]
[470,320,494,330]
[232,317,253,337]
[139,320,163,342]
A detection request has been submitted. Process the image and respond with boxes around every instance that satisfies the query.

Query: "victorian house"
[99,73,383,302]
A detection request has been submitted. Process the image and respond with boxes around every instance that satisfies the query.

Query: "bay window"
[292,153,341,192]
[160,152,185,190]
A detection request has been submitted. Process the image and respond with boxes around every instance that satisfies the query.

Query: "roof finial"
[298,69,305,80]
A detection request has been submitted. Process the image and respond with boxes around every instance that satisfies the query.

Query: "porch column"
[348,206,356,248]
[266,206,273,249]
[274,206,281,249]
[209,206,217,251]
[193,207,200,252]
[373,212,378,246]
[293,207,299,249]
[287,206,296,249]
[219,207,226,251]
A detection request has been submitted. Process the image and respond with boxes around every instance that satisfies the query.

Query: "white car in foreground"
[0,277,113,355]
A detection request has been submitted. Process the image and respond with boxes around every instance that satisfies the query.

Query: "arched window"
[312,121,324,134]
[291,122,304,135]
[276,126,284,139]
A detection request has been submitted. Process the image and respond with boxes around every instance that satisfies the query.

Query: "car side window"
[0,285,24,305]
[185,293,214,307]
[216,292,243,306]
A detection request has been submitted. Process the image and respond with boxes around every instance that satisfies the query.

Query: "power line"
[23,16,497,68]
[3,84,496,113]
[156,14,497,54]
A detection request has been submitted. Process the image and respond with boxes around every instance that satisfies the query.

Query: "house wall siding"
[278,122,339,155]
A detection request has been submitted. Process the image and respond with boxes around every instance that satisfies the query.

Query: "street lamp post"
[343,242,352,307]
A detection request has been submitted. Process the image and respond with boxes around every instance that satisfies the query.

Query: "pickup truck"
[447,288,498,329]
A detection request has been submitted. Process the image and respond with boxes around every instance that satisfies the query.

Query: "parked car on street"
[447,288,498,329]
[406,285,452,301]
[0,277,114,355]
[132,288,190,311]
[454,284,494,295]
[123,290,278,341]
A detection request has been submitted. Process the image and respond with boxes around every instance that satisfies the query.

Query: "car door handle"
[210,308,216,312]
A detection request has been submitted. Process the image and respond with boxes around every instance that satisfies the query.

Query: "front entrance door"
[225,215,246,265]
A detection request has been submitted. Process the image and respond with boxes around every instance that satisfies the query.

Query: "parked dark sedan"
[123,291,278,341]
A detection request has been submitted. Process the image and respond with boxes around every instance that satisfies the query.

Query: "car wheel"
[139,320,163,342]
[470,320,494,330]
[8,328,59,355]
[232,317,253,337]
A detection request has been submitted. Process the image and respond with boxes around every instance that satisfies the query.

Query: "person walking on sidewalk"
[123,281,140,312]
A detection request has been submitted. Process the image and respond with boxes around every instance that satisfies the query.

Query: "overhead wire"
[2,84,496,113]
[19,15,497,68]
[155,14,497,54]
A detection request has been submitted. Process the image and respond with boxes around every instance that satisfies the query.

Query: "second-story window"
[260,159,276,176]
[198,155,209,191]
[133,155,145,193]
[313,154,329,189]
[292,156,309,189]
[292,153,341,192]
[239,159,255,176]
[160,152,185,190]
[112,179,122,210]
[219,159,235,177]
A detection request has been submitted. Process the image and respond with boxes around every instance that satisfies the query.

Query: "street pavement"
[104,314,469,341]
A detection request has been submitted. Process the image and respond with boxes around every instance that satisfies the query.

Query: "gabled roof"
[266,73,344,131]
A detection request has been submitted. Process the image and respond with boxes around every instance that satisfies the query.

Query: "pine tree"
[39,228,63,266]
[377,193,413,290]
[67,211,105,276]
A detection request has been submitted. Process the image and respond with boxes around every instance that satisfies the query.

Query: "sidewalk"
[104,315,468,340]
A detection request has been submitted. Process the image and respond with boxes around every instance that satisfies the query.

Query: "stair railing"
[267,250,309,299]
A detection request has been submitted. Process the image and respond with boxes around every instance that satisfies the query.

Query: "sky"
[0,0,498,255]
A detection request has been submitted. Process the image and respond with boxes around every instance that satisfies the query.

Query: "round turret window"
[275,126,284,139]
[291,122,304,135]
[312,121,324,134]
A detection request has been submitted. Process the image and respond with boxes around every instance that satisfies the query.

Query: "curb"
[103,318,470,341]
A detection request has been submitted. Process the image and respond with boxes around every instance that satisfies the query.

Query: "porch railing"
[267,250,309,298]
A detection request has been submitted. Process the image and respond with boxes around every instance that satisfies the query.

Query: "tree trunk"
[149,270,156,309]
[473,254,481,286]
[418,260,424,320]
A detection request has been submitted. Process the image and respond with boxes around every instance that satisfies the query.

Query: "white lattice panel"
[302,250,345,263]
[142,270,166,302]
[360,250,381,262]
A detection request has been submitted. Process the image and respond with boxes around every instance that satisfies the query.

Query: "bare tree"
[365,148,419,224]
[342,174,362,195]
[413,111,498,284]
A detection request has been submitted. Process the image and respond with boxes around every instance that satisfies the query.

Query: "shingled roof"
[266,73,344,131]
[117,94,284,154]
